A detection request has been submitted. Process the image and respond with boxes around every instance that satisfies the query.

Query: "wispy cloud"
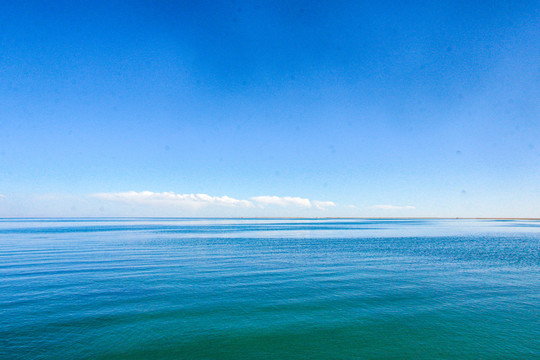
[0,194,5,201]
[371,204,415,210]
[92,191,336,210]
[312,200,336,210]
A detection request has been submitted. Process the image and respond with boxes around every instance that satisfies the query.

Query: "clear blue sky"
[1,0,539,217]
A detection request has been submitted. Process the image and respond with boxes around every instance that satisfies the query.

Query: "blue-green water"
[1,218,539,359]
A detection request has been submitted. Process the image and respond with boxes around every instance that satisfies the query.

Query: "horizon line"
[1,217,539,220]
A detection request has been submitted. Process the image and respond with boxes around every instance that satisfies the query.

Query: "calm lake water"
[0,218,539,359]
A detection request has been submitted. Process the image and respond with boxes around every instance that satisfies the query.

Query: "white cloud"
[92,192,336,211]
[0,194,4,200]
[313,200,336,210]
[251,196,312,207]
[92,191,254,208]
[371,204,416,210]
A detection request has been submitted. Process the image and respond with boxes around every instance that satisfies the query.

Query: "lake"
[0,218,539,359]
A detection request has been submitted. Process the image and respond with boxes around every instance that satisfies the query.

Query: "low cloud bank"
[251,196,311,208]
[371,204,415,210]
[92,191,336,210]
[93,191,253,208]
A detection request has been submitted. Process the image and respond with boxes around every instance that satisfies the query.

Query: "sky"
[0,0,539,217]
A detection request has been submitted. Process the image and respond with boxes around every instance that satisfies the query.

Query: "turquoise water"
[0,218,539,359]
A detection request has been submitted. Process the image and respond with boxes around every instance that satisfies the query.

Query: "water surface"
[1,218,539,359]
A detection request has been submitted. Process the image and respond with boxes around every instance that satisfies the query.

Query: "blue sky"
[1,0,539,217]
